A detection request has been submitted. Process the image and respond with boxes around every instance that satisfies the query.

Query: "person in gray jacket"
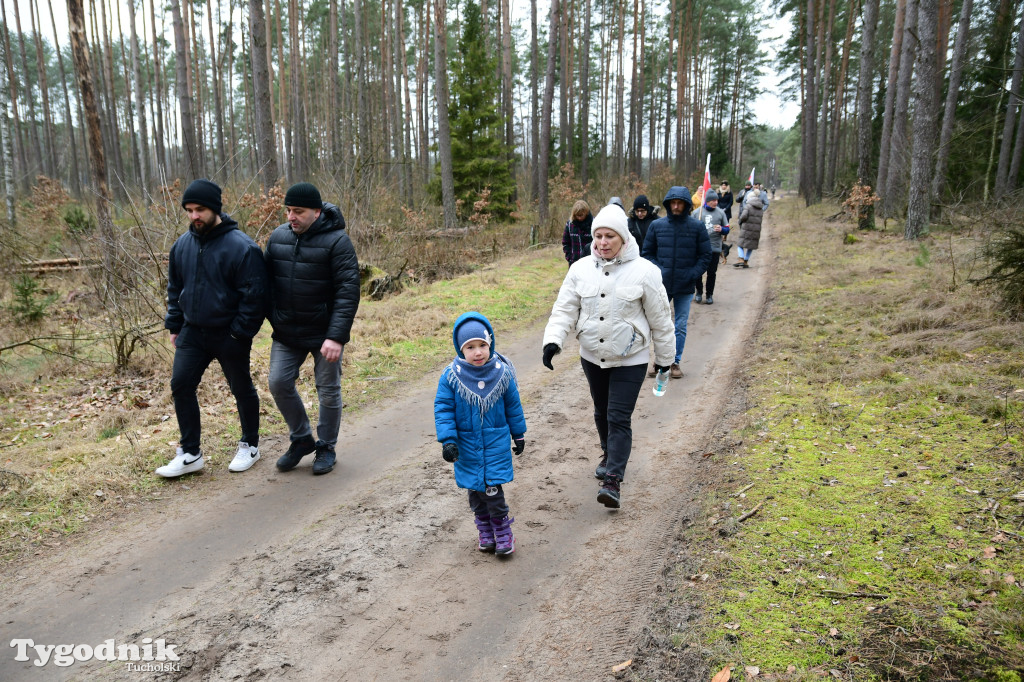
[695,190,729,304]
[265,183,361,475]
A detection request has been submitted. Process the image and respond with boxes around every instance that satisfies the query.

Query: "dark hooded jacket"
[165,214,268,339]
[718,189,734,220]
[640,186,712,297]
[627,195,657,245]
[562,212,594,265]
[265,202,360,350]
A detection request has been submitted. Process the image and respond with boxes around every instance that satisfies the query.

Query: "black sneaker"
[597,474,621,508]
[312,441,336,475]
[276,435,317,472]
[594,454,608,480]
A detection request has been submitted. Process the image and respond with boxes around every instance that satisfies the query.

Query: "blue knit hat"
[455,319,491,351]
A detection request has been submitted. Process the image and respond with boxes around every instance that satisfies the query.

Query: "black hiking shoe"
[276,435,316,472]
[312,441,336,475]
[594,454,608,480]
[597,474,621,509]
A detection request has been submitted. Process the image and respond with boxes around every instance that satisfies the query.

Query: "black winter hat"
[181,179,223,214]
[285,182,323,209]
[633,195,651,211]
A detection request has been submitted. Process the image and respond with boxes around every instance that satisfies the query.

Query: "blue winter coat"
[434,312,527,492]
[641,186,712,297]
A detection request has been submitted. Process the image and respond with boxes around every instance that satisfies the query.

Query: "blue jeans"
[580,359,646,480]
[737,246,754,261]
[268,340,343,448]
[170,324,260,454]
[672,293,694,364]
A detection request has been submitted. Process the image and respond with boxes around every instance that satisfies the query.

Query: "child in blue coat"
[434,312,527,556]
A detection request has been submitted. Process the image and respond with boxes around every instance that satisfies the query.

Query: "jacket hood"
[306,202,346,236]
[662,186,694,219]
[189,213,238,241]
[452,311,497,359]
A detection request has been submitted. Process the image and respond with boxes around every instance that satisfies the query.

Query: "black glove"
[542,343,560,370]
[442,442,459,463]
[654,364,671,374]
[512,437,525,456]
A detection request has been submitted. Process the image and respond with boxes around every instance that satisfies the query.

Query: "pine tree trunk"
[856,0,879,229]
[0,4,28,192]
[801,0,818,204]
[538,0,558,228]
[883,0,918,218]
[289,0,308,180]
[47,0,82,196]
[127,0,150,191]
[171,0,203,180]
[826,0,857,191]
[580,0,591,185]
[502,0,514,175]
[931,0,972,204]
[433,0,458,229]
[0,40,16,224]
[12,1,44,182]
[248,0,278,189]
[530,0,539,199]
[67,0,115,287]
[29,0,57,180]
[906,0,940,238]
[558,0,568,164]
[875,0,906,203]
[149,0,167,175]
[207,0,227,180]
[994,12,1024,198]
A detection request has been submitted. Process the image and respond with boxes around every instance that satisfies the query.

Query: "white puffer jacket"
[543,233,675,368]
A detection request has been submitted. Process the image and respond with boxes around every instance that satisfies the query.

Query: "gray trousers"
[268,340,342,448]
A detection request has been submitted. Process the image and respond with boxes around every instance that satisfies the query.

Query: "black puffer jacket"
[640,186,712,297]
[165,214,268,339]
[265,203,360,350]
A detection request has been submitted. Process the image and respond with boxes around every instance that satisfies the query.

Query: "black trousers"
[170,324,260,454]
[580,358,646,480]
[468,486,509,518]
[696,254,720,297]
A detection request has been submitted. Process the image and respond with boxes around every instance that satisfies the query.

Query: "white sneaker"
[156,448,205,478]
[228,441,260,472]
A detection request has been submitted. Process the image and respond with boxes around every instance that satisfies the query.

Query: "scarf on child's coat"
[446,352,516,414]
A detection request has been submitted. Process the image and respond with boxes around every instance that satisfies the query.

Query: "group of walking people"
[156,175,767,560]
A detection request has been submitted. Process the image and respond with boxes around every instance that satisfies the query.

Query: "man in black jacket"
[265,183,360,475]
[158,179,269,478]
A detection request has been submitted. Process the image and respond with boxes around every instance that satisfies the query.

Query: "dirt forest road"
[1,214,774,682]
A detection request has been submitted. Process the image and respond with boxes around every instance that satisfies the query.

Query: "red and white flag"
[748,167,756,184]
[702,154,712,201]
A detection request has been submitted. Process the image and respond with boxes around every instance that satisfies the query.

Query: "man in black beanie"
[157,179,269,478]
[265,182,360,475]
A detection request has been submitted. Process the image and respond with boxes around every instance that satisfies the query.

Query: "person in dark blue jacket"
[641,186,712,379]
[435,312,527,556]
[158,179,269,478]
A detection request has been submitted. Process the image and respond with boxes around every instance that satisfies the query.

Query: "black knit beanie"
[633,195,651,211]
[181,179,223,214]
[285,182,323,209]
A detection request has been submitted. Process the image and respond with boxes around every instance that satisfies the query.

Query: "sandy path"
[1,222,772,682]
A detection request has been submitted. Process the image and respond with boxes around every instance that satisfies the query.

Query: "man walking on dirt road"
[158,179,269,478]
[265,182,360,475]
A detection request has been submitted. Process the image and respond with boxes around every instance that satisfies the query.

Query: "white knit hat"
[591,204,631,244]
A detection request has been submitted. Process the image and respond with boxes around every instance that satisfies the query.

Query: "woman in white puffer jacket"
[541,204,675,509]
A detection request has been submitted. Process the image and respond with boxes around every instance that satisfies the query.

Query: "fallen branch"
[737,501,764,522]
[820,590,889,599]
[734,483,755,497]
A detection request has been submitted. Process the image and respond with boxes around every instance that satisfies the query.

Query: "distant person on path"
[157,179,268,478]
[735,189,765,268]
[640,186,712,380]
[770,184,776,200]
[562,200,594,266]
[736,181,752,209]
[627,194,657,245]
[717,182,734,264]
[717,181,734,222]
[754,182,770,209]
[435,312,527,555]
[266,182,360,476]
[542,205,674,509]
[695,189,729,305]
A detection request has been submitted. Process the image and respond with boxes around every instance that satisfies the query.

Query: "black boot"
[312,440,336,475]
[276,435,317,472]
